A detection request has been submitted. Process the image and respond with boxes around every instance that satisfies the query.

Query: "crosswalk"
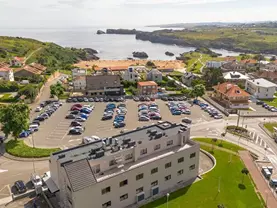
[249,132,268,149]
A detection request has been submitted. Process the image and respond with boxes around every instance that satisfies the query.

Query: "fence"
[202,95,230,116]
[240,111,277,117]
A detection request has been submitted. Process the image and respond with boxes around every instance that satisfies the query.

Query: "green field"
[263,98,277,108]
[5,139,60,158]
[264,122,277,133]
[141,145,263,208]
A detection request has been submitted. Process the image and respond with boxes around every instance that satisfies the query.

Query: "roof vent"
[150,129,157,136]
[138,141,142,145]
[127,140,136,148]
[95,150,105,158]
[112,145,120,153]
[123,137,131,145]
[154,132,163,139]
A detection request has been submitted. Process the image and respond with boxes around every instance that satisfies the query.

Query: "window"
[140,148,147,155]
[190,152,196,158]
[120,193,128,201]
[101,186,111,195]
[189,164,196,170]
[136,187,143,194]
[109,159,117,166]
[177,169,184,176]
[154,144,161,151]
[178,157,184,163]
[165,175,171,181]
[151,180,158,187]
[102,201,111,208]
[67,185,71,192]
[167,140,173,146]
[119,179,128,187]
[136,173,144,181]
[165,162,171,169]
[152,86,155,89]
[125,154,133,161]
[151,167,158,174]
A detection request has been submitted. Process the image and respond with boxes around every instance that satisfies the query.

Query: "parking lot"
[27,99,217,149]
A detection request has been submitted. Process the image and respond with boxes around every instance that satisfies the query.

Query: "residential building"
[10,57,24,67]
[14,63,47,77]
[95,66,128,72]
[72,68,87,78]
[73,76,86,91]
[221,62,245,72]
[263,63,277,71]
[137,81,158,95]
[86,74,123,96]
[245,78,277,99]
[0,66,14,81]
[181,72,198,87]
[224,56,237,62]
[223,71,249,87]
[240,59,257,67]
[254,70,277,84]
[46,121,199,208]
[206,61,225,69]
[147,68,162,82]
[212,82,250,109]
[123,67,139,82]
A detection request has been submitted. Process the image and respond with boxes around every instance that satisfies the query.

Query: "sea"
[0,27,241,60]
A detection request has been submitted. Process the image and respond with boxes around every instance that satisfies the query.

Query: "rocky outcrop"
[194,47,221,57]
[165,51,174,56]
[84,48,98,54]
[132,51,148,59]
[96,30,105,35]
[106,29,138,35]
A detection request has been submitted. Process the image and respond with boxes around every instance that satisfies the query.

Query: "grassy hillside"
[0,36,98,69]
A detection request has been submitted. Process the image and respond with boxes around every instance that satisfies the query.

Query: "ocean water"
[0,27,240,60]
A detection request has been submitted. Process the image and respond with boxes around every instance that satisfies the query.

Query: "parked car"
[182,109,191,115]
[102,115,113,120]
[72,104,82,108]
[182,118,192,124]
[66,114,76,119]
[72,98,78,102]
[80,113,89,119]
[256,100,264,105]
[67,98,73,103]
[35,106,42,112]
[40,113,49,119]
[77,97,84,102]
[70,110,80,115]
[35,116,45,122]
[31,121,40,126]
[30,174,43,187]
[171,110,182,115]
[84,97,89,102]
[151,115,162,120]
[70,121,82,127]
[69,128,82,135]
[71,106,81,111]
[114,122,126,128]
[88,98,94,102]
[214,114,223,119]
[133,97,139,102]
[75,117,86,122]
[139,116,150,121]
[14,180,27,193]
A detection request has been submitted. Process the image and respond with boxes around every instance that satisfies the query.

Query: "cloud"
[124,0,237,5]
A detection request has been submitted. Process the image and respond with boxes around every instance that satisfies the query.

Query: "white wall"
[246,81,276,99]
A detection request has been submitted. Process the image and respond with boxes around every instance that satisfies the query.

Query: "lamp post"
[167,193,170,208]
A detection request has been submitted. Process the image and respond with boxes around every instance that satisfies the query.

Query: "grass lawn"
[58,92,70,99]
[0,93,18,103]
[193,137,245,153]
[263,98,277,107]
[141,145,263,208]
[264,122,277,133]
[59,69,72,76]
[5,140,60,158]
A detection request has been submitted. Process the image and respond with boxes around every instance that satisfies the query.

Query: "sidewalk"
[240,151,277,208]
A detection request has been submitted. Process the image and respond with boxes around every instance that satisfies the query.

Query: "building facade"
[73,76,86,91]
[181,72,198,87]
[0,67,14,81]
[137,81,158,95]
[223,71,249,87]
[245,78,277,99]
[86,74,124,96]
[206,61,224,69]
[147,68,162,82]
[72,68,87,78]
[47,122,199,208]
[123,67,139,82]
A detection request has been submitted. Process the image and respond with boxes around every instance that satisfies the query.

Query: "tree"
[18,84,39,102]
[191,84,205,98]
[241,168,249,184]
[211,138,218,151]
[167,80,176,88]
[270,56,276,61]
[202,68,224,89]
[181,88,192,98]
[146,61,156,68]
[253,54,265,61]
[191,78,206,88]
[50,83,65,98]
[0,104,30,140]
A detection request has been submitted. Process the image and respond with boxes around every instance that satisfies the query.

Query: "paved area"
[240,151,277,208]
[0,195,49,208]
[199,151,214,174]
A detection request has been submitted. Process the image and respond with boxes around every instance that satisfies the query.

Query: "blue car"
[114,122,126,128]
[171,110,182,115]
[80,109,91,114]
[80,113,89,119]
[106,103,116,109]
[114,117,124,123]
[19,131,30,138]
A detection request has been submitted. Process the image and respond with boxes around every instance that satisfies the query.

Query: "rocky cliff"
[106,29,138,35]
[97,30,105,35]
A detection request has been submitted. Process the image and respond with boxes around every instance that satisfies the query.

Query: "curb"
[199,149,216,176]
[2,152,49,162]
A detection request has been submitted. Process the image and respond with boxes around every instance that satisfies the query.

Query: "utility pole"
[236,110,240,128]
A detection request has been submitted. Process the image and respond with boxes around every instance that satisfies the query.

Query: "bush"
[227,125,248,133]
[0,93,18,103]
[0,81,19,92]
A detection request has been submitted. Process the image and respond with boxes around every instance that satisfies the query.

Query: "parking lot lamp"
[166,193,170,208]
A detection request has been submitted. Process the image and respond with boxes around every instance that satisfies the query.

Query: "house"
[73,76,86,91]
[224,56,237,62]
[240,59,257,67]
[206,61,225,69]
[223,71,249,86]
[137,81,158,95]
[95,66,128,72]
[14,63,47,77]
[212,82,250,109]
[10,57,24,67]
[72,68,87,78]
[245,78,277,99]
[29,63,47,72]
[254,70,277,84]
[123,67,139,82]
[0,67,14,81]
[46,122,199,208]
[157,63,175,72]
[147,68,162,82]
[181,72,198,87]
[221,61,245,72]
[86,74,123,96]
[263,63,277,71]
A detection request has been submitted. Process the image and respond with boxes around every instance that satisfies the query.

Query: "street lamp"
[167,193,170,208]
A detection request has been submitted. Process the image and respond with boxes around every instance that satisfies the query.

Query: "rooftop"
[30,63,47,71]
[0,67,11,72]
[137,81,158,86]
[213,82,250,97]
[240,59,257,64]
[247,78,277,88]
[73,76,86,81]
[223,71,248,80]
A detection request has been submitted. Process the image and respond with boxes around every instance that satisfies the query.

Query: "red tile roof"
[14,57,24,62]
[240,59,257,64]
[137,81,157,87]
[30,63,47,72]
[22,65,42,75]
[224,56,237,62]
[73,76,86,81]
[0,67,11,72]
[256,70,277,80]
[213,82,249,98]
[0,63,10,68]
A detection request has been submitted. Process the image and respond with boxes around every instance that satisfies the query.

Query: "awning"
[43,172,59,194]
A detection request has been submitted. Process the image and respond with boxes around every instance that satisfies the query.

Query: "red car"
[72,104,82,108]
[71,106,81,111]
[150,97,155,101]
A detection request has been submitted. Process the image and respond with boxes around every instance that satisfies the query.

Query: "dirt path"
[240,151,277,208]
[24,47,42,64]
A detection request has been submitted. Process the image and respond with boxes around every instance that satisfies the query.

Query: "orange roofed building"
[137,81,158,95]
[212,82,250,109]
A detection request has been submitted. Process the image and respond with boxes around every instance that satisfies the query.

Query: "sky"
[1,0,277,28]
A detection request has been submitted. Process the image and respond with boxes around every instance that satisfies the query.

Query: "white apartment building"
[123,67,139,82]
[0,67,14,81]
[72,68,87,78]
[245,78,277,99]
[47,122,200,208]
[73,76,86,91]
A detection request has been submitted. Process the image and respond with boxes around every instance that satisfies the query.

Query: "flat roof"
[247,78,277,88]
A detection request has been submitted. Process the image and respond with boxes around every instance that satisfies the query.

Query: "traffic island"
[5,140,60,158]
[226,125,249,138]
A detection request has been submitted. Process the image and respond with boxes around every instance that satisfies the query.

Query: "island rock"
[83,48,98,54]
[96,30,105,35]
[165,51,174,56]
[132,51,148,59]
[106,29,138,35]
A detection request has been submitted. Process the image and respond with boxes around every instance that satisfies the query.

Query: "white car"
[70,126,84,131]
[84,105,94,110]
[35,107,42,112]
[75,117,86,122]
[82,137,94,144]
[30,174,43,187]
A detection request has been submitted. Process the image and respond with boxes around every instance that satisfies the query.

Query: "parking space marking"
[0,169,8,173]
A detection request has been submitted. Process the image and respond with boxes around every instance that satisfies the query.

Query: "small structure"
[14,63,47,77]
[254,70,277,84]
[245,78,277,99]
[206,61,225,69]
[72,68,87,78]
[223,71,249,87]
[224,56,237,62]
[263,63,277,71]
[240,59,257,67]
[221,61,245,72]
[73,76,86,91]
[10,57,24,67]
[0,66,14,81]
[212,82,250,109]
[122,67,139,82]
[137,81,158,95]
[181,72,198,87]
[147,68,162,82]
